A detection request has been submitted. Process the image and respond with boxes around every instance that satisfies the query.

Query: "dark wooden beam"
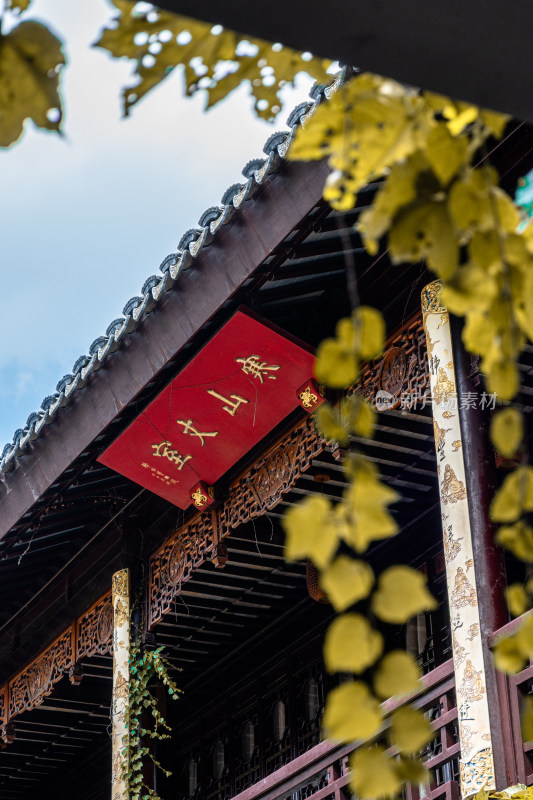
[0,160,328,542]
[156,0,533,121]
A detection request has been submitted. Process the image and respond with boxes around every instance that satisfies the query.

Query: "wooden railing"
[229,659,459,800]
[490,612,533,787]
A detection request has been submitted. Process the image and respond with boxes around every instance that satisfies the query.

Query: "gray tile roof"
[0,76,343,475]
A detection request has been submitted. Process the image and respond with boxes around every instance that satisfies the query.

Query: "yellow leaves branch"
[283,295,436,795]
[0,19,65,146]
[94,1,331,120]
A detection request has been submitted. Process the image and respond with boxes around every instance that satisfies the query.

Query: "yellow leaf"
[315,318,359,389]
[442,263,497,317]
[448,168,495,235]
[514,614,533,660]
[343,469,399,553]
[324,614,383,674]
[447,105,478,136]
[316,395,376,446]
[6,0,31,11]
[522,696,533,742]
[0,20,65,147]
[348,395,377,438]
[426,123,469,185]
[321,555,375,611]
[490,407,523,458]
[389,200,459,280]
[349,745,402,800]
[494,616,533,674]
[357,154,425,253]
[462,311,497,356]
[490,466,533,523]
[506,584,529,618]
[496,521,533,562]
[315,403,350,447]
[354,306,386,360]
[390,706,434,755]
[372,566,437,624]
[469,230,501,270]
[484,358,520,402]
[395,757,429,785]
[323,682,382,741]
[493,635,528,674]
[283,496,338,568]
[374,651,421,699]
[480,108,510,138]
[95,4,330,120]
[493,188,521,233]
[290,73,432,204]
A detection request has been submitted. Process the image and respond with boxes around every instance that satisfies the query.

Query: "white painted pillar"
[111,568,130,800]
[422,281,496,798]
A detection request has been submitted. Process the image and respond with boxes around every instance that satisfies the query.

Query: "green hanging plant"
[122,637,182,800]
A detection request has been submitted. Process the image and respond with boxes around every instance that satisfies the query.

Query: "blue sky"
[0,0,313,451]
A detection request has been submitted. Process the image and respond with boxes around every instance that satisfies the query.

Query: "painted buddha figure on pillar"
[441,464,467,504]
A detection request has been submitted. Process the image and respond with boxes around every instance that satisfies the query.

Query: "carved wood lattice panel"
[8,628,74,718]
[0,685,6,726]
[355,313,429,411]
[149,511,214,627]
[149,416,325,628]
[220,416,324,535]
[76,590,113,660]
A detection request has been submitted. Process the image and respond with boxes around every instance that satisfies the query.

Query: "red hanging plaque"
[98,309,315,508]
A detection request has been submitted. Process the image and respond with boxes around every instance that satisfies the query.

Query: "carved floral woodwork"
[148,416,326,627]
[0,685,6,727]
[220,416,324,534]
[149,510,215,627]
[76,591,113,660]
[0,589,114,734]
[8,629,73,718]
[355,313,429,411]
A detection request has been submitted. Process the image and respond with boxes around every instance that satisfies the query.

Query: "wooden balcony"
[228,660,459,800]
[490,613,533,787]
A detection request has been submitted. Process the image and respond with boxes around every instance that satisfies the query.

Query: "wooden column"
[422,281,497,797]
[111,568,130,800]
[449,313,511,788]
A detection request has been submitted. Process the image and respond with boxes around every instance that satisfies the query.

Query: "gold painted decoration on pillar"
[422,280,496,798]
[112,568,130,800]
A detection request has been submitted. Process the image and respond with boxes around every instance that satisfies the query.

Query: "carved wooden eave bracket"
[0,591,113,740]
[354,312,429,413]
